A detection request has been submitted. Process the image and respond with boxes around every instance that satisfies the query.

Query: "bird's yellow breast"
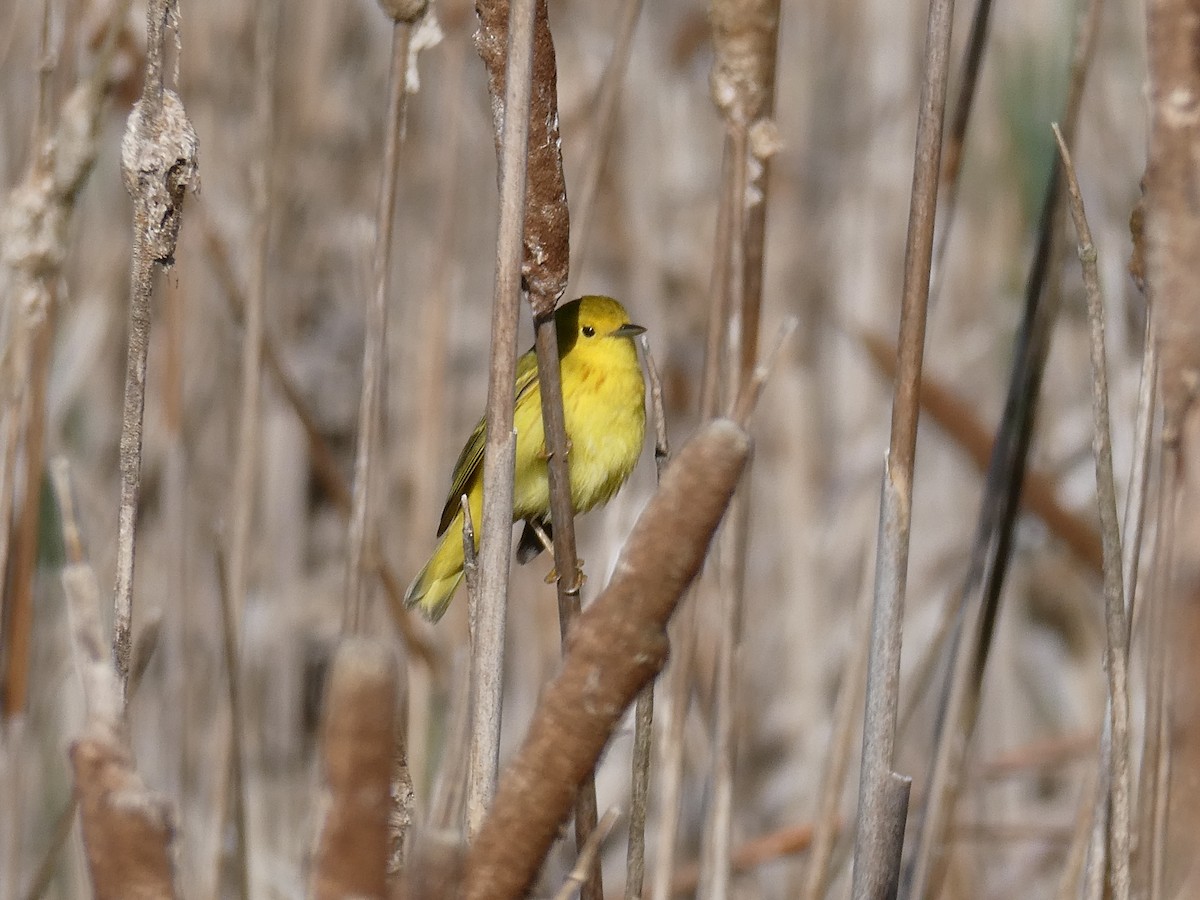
[510,338,645,520]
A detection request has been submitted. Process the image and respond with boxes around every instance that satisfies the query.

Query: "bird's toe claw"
[544,559,586,593]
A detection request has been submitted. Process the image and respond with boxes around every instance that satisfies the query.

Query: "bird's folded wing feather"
[436,349,542,536]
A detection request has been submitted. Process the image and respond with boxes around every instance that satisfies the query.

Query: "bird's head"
[554,295,645,356]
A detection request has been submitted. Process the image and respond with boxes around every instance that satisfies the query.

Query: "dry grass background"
[0,0,1154,896]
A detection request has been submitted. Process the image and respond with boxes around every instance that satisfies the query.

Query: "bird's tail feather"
[404,525,466,623]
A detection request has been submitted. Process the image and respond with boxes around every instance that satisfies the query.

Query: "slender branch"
[625,335,668,900]
[465,0,538,835]
[345,11,417,631]
[850,0,956,890]
[213,550,251,900]
[1053,122,1130,900]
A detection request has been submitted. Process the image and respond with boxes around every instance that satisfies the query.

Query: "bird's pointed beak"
[613,322,646,338]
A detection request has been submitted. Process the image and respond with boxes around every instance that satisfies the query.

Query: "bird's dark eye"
[582,325,596,337]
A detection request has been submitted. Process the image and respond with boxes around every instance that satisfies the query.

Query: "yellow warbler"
[404,295,647,622]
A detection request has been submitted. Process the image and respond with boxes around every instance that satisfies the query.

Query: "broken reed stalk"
[1053,123,1131,900]
[465,0,537,836]
[460,416,753,900]
[51,461,178,898]
[849,0,956,892]
[310,639,400,899]
[114,0,198,698]
[624,336,669,900]
[1143,0,1200,889]
[345,2,423,631]
[903,1,1101,893]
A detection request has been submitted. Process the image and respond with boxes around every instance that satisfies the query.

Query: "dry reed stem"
[216,5,278,891]
[311,639,401,900]
[555,808,620,900]
[461,418,752,900]
[54,462,177,897]
[345,16,414,631]
[114,0,197,697]
[858,328,1104,574]
[850,0,955,890]
[464,0,537,836]
[625,336,668,900]
[1053,122,1131,900]
[533,307,602,897]
[225,0,277,636]
[1144,0,1200,887]
[903,1,1101,892]
[1121,318,1157,635]
[198,218,442,673]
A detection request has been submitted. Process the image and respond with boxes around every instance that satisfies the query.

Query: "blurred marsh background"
[0,0,1148,895]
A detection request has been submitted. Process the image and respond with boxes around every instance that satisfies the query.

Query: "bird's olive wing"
[435,348,541,536]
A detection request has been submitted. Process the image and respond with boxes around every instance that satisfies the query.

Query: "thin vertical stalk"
[345,18,413,632]
[850,0,955,892]
[625,336,668,900]
[532,314,603,899]
[219,2,277,891]
[465,0,537,836]
[1053,123,1130,900]
[226,0,278,638]
[699,126,750,900]
[213,552,250,900]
